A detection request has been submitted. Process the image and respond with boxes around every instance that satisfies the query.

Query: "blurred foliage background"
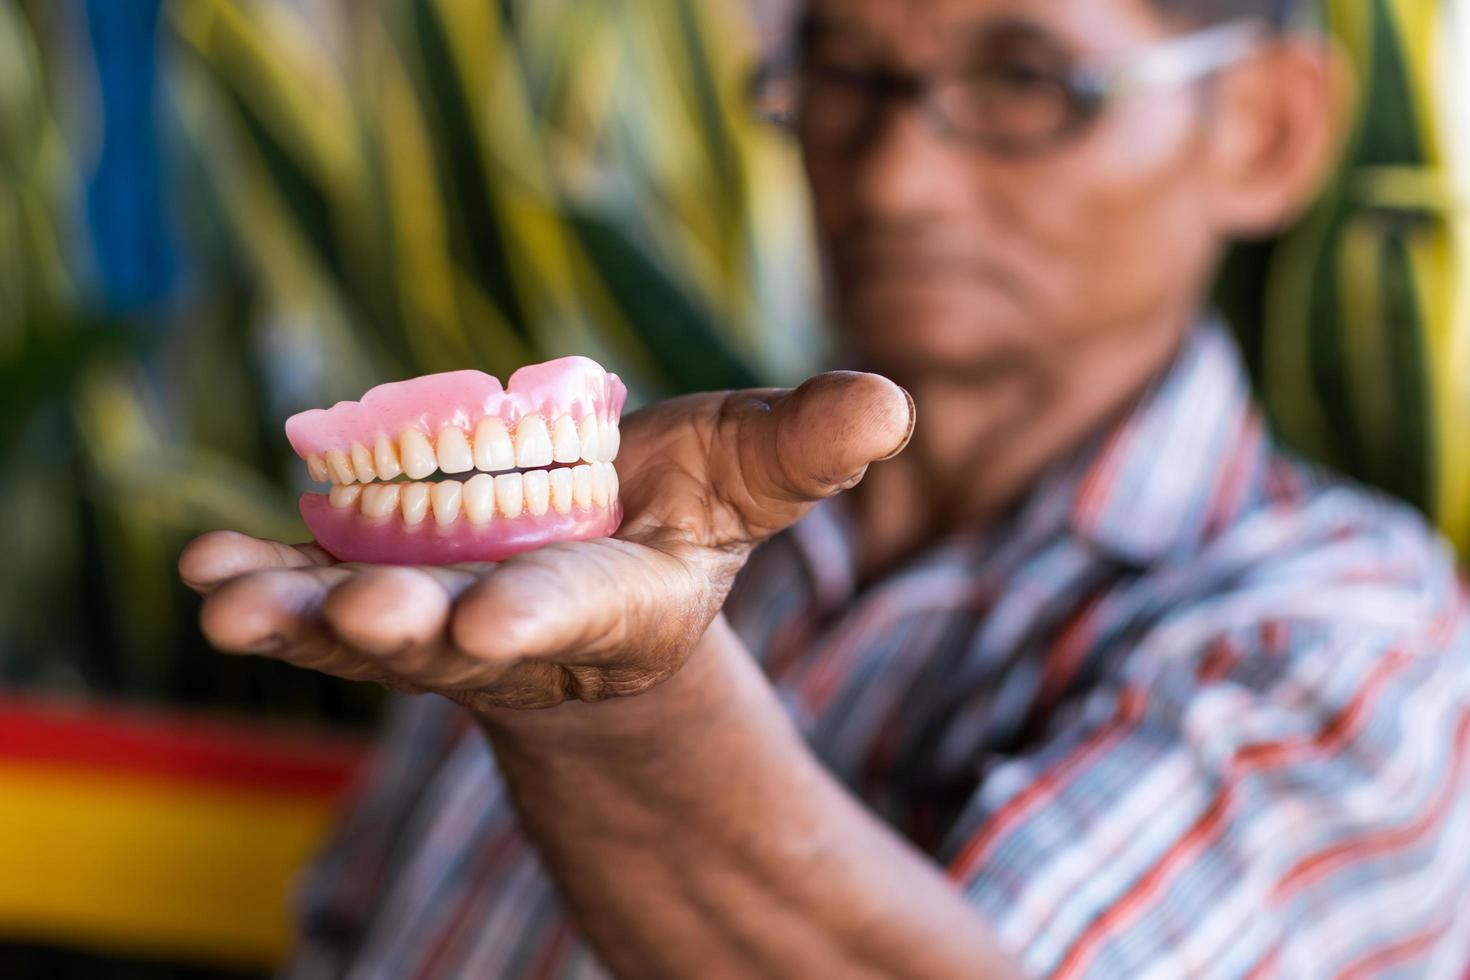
[0,0,1465,718]
[1,0,821,727]
[1220,0,1470,554]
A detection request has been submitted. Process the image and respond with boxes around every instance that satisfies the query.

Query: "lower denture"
[285,358,626,565]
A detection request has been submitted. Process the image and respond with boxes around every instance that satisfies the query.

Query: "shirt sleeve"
[279,692,473,978]
[942,575,1470,979]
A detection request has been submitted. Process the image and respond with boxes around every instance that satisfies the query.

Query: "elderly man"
[180,0,1470,976]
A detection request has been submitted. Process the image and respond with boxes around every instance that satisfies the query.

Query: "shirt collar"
[1065,318,1260,565]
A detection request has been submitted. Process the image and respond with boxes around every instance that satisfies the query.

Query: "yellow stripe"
[369,19,472,373]
[1449,227,1470,555]
[1334,215,1396,467]
[1262,197,1338,460]
[177,74,388,388]
[1350,165,1468,555]
[0,764,338,968]
[1327,0,1373,82]
[628,7,730,299]
[432,0,580,333]
[453,268,536,377]
[1406,212,1470,552]
[169,0,363,207]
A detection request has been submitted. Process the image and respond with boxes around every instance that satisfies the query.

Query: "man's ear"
[1201,34,1355,238]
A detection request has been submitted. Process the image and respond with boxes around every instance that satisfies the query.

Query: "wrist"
[474,615,747,755]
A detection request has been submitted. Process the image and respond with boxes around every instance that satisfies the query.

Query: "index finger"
[179,530,336,595]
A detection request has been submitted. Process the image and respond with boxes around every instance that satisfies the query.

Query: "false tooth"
[514,416,553,469]
[306,453,330,483]
[523,470,550,516]
[360,483,401,519]
[373,433,403,480]
[463,474,495,525]
[436,427,473,474]
[599,419,620,462]
[328,484,362,509]
[400,483,431,526]
[325,449,357,485]
[431,480,463,527]
[350,442,377,482]
[473,417,515,472]
[549,468,573,514]
[577,416,601,464]
[591,462,610,508]
[551,416,581,464]
[400,429,437,480]
[495,472,524,519]
[571,464,593,511]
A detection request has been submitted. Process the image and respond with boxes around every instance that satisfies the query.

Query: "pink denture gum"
[286,357,626,565]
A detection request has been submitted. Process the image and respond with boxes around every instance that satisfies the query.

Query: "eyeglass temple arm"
[1104,19,1270,96]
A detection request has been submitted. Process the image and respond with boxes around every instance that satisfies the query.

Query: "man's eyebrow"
[952,16,1064,55]
[932,15,1080,71]
[797,10,875,50]
[797,11,1071,62]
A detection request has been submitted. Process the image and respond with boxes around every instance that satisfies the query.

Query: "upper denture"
[287,358,627,487]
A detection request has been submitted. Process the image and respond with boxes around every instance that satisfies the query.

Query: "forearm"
[475,617,1018,980]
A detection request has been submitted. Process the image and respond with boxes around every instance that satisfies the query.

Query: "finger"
[724,371,914,538]
[320,565,503,688]
[199,566,407,686]
[450,538,707,671]
[180,530,334,595]
[200,566,336,655]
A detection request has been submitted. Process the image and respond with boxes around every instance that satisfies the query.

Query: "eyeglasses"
[748,18,1268,158]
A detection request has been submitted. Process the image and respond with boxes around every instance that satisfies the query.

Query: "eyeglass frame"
[748,17,1272,158]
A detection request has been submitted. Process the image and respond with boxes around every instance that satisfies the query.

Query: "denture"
[285,357,625,565]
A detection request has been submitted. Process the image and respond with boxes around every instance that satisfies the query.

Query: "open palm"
[179,372,912,712]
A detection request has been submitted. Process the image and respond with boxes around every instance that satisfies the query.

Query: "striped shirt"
[282,322,1470,979]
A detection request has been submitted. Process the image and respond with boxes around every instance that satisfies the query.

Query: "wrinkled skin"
[180,373,913,711]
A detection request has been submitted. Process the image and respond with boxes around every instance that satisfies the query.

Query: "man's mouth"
[285,357,624,565]
[838,244,1012,288]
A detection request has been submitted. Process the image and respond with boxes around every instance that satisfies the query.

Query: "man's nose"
[849,105,981,221]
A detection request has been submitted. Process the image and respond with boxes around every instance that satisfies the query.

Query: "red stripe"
[1339,915,1454,980]
[410,821,525,980]
[1273,709,1470,901]
[861,710,905,801]
[1201,411,1263,541]
[1196,635,1243,685]
[1052,648,1413,979]
[1241,943,1280,980]
[1072,426,1130,531]
[338,713,473,904]
[766,613,817,683]
[1021,593,1106,744]
[0,694,368,798]
[947,684,1148,883]
[527,917,575,980]
[1260,620,1290,656]
[802,577,967,715]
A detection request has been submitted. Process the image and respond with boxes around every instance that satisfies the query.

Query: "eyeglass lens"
[760,19,1099,154]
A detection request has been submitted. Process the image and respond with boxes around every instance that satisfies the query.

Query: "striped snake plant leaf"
[169,0,818,403]
[1227,0,1469,559]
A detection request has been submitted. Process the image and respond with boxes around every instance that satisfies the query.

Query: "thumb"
[727,371,915,539]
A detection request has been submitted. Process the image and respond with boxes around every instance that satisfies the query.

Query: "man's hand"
[179,372,913,712]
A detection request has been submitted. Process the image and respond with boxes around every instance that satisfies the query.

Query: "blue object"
[82,0,179,314]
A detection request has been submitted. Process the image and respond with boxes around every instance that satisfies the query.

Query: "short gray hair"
[1150,0,1307,28]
